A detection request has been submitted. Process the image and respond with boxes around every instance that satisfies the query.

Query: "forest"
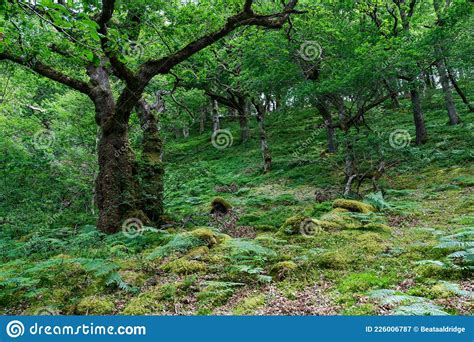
[0,0,473,316]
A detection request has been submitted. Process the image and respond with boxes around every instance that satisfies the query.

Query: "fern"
[146,233,201,259]
[392,302,448,316]
[364,192,391,210]
[439,281,474,299]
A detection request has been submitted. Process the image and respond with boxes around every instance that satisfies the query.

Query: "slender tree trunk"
[315,97,336,152]
[254,101,272,173]
[212,100,220,132]
[447,66,474,112]
[343,137,356,196]
[237,98,250,143]
[435,53,460,125]
[183,127,189,138]
[199,109,206,133]
[410,87,428,145]
[384,79,400,108]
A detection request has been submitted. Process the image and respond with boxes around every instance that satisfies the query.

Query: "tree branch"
[138,0,300,80]
[0,52,92,95]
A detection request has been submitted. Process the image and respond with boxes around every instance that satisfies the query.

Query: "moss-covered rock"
[355,233,389,254]
[333,199,376,213]
[76,296,115,315]
[270,261,297,280]
[315,251,351,269]
[186,246,209,259]
[161,258,206,274]
[187,228,219,247]
[233,294,266,315]
[210,197,232,214]
[118,270,146,287]
[280,215,306,235]
[254,224,276,232]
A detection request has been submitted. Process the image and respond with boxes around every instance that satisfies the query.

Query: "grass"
[0,96,473,315]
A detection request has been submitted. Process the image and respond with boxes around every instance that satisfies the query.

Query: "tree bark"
[315,97,336,152]
[237,98,250,143]
[136,96,165,224]
[410,87,428,145]
[447,66,474,112]
[199,109,206,133]
[212,100,220,132]
[254,101,272,173]
[95,120,138,233]
[435,54,460,125]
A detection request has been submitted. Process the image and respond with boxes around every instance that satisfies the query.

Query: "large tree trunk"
[410,87,428,145]
[254,101,272,173]
[95,120,138,233]
[435,53,461,125]
[89,64,140,233]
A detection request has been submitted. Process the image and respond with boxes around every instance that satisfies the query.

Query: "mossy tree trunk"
[212,100,220,133]
[315,97,336,153]
[435,50,460,125]
[136,93,166,224]
[253,100,272,173]
[410,85,428,145]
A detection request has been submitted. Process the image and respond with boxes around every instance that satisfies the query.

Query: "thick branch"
[0,52,92,95]
[138,0,300,80]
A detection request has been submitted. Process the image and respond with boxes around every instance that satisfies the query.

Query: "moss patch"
[333,199,376,213]
[76,296,115,315]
